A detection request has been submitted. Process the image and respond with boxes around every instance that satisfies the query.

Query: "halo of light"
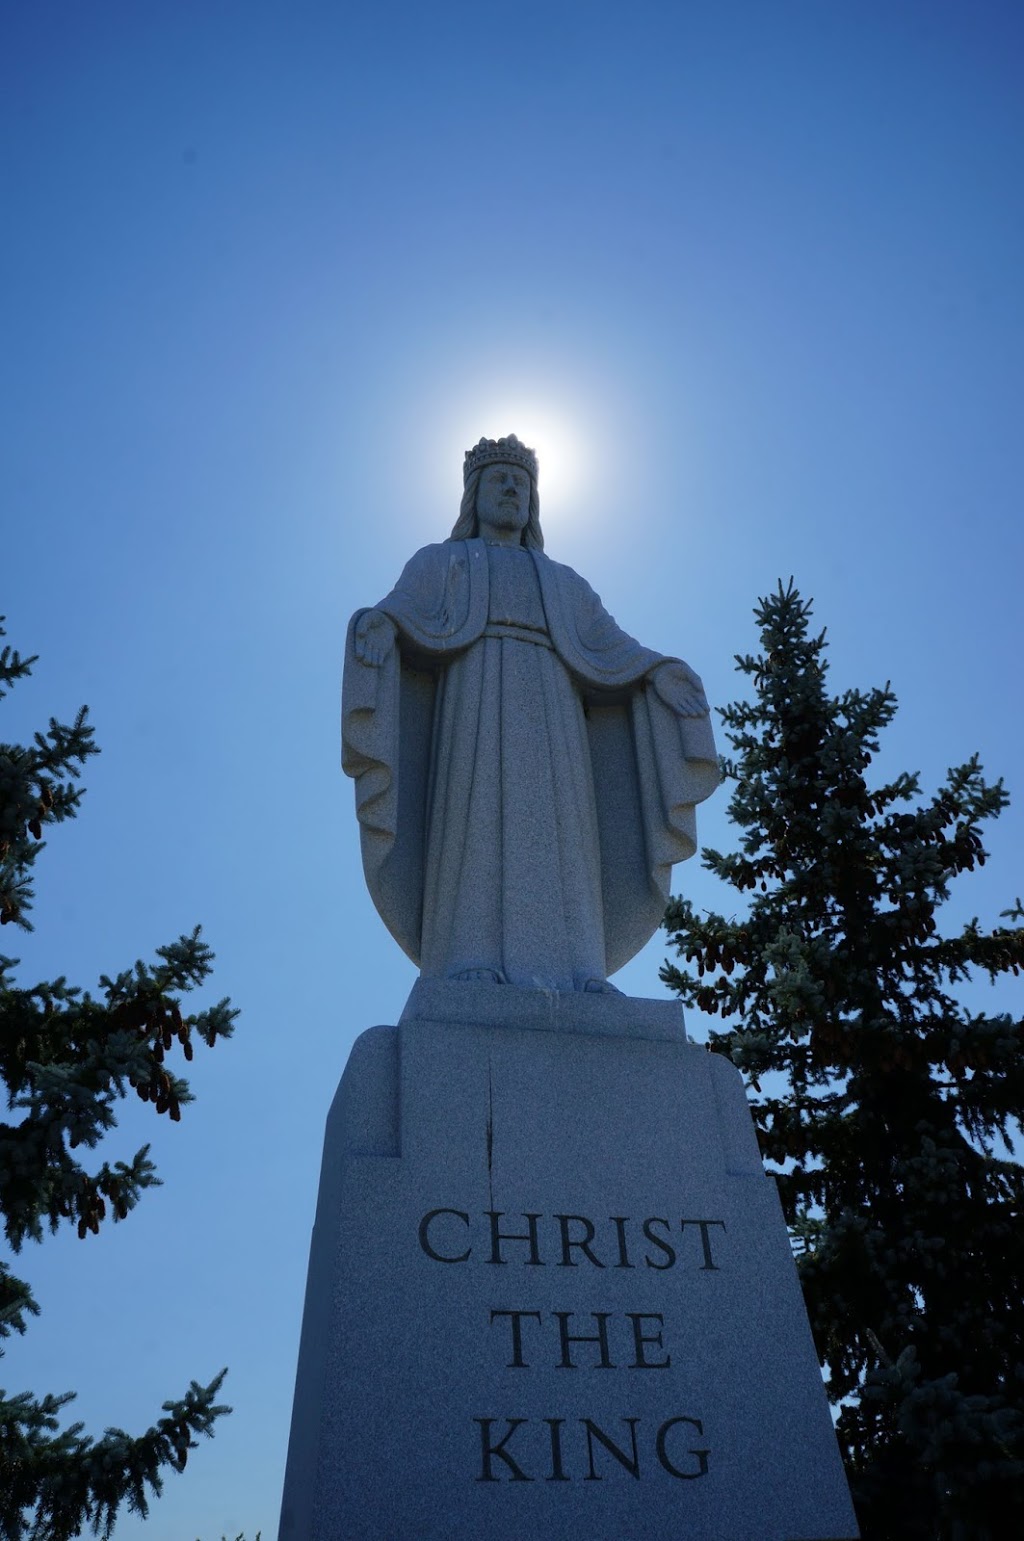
[374,356,629,547]
[450,399,585,512]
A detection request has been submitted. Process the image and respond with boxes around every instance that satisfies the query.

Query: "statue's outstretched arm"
[353,608,397,668]
[561,568,709,718]
[651,658,710,719]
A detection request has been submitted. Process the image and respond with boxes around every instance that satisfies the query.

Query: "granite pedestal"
[279,984,858,1539]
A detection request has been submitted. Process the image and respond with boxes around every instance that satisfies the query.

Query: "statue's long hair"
[448,466,544,551]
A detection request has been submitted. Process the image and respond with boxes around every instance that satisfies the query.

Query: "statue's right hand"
[354,609,397,668]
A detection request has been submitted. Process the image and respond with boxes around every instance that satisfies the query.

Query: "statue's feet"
[452,968,505,985]
[581,977,622,995]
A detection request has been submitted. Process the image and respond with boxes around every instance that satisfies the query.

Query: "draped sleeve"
[341,542,488,962]
[533,552,720,972]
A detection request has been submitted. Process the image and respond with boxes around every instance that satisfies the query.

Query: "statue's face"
[475,462,531,536]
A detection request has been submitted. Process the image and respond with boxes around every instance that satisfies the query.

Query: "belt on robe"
[482,623,554,649]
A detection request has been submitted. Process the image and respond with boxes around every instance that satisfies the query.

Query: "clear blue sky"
[2,3,1022,1536]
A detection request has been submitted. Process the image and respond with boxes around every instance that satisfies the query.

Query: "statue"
[342,434,718,993]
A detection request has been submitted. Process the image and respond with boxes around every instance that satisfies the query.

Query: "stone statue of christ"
[342,434,717,993]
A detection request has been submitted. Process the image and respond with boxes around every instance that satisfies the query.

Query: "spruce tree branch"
[0,624,239,1537]
[0,1370,231,1541]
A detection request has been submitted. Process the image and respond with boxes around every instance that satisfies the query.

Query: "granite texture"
[278,996,859,1540]
[401,976,688,1041]
[341,445,719,992]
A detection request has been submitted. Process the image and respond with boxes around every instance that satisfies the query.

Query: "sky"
[2,2,1022,1536]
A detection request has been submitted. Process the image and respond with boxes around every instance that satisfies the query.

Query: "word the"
[490,1309,670,1370]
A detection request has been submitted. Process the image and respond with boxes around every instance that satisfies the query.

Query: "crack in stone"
[486,1057,495,1210]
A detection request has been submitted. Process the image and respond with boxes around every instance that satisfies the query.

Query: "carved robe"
[342,538,717,990]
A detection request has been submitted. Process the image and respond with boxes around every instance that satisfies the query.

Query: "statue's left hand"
[652,659,709,718]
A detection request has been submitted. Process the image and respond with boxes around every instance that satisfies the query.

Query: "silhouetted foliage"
[195,1534,261,1540]
[662,582,1024,1540]
[0,620,237,1540]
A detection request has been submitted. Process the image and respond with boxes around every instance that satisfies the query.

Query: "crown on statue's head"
[463,433,539,485]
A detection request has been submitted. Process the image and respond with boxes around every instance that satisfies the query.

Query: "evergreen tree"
[0,622,238,1541]
[662,582,1024,1541]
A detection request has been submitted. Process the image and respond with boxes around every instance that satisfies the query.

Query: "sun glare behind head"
[450,399,587,519]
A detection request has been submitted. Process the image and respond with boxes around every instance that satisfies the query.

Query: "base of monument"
[279,990,858,1540]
